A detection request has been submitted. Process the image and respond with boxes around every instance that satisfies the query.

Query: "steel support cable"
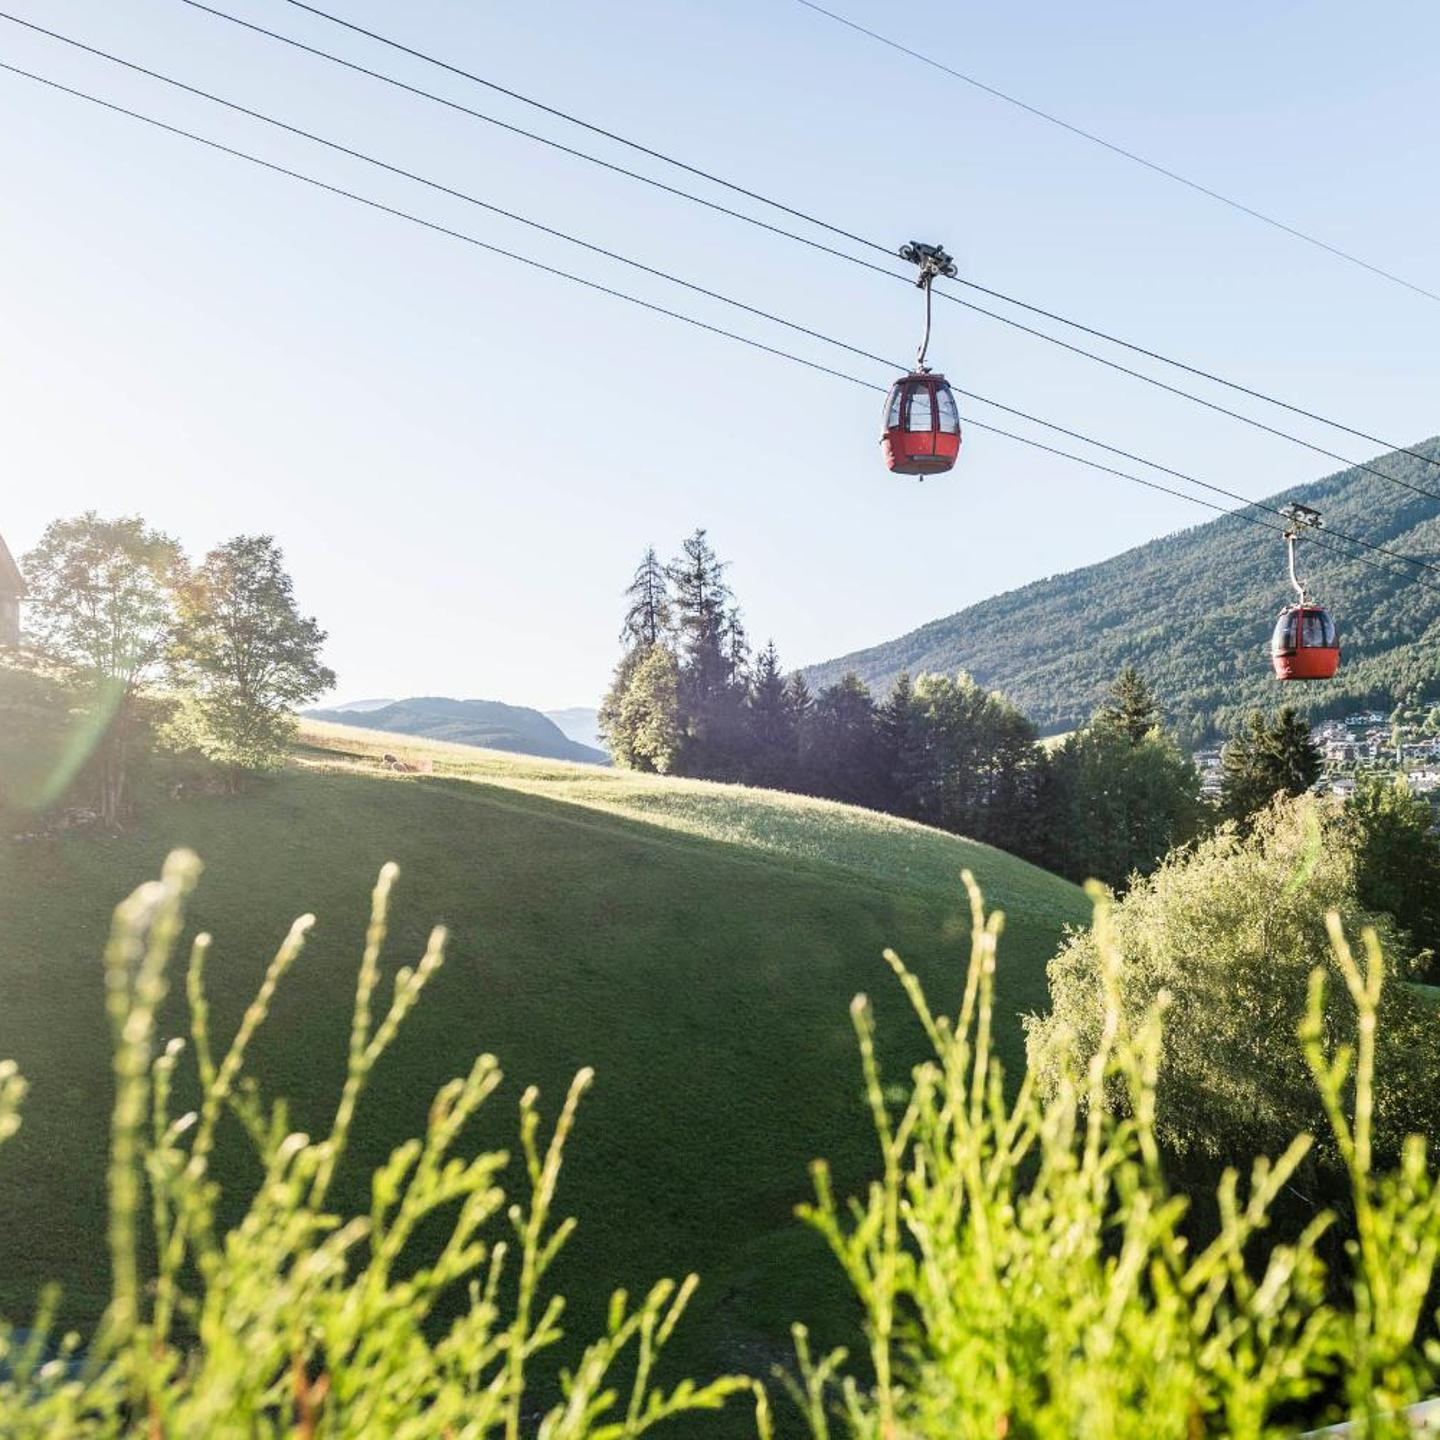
[3,52,1439,601]
[268,0,1440,476]
[165,0,1440,488]
[17,12,1433,584]
[793,0,1440,306]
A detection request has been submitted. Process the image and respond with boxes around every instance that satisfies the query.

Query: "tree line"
[10,512,332,826]
[600,531,1404,892]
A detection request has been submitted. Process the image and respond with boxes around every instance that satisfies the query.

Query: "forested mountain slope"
[804,440,1440,741]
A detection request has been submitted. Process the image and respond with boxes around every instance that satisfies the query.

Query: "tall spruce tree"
[601,543,677,768]
[620,546,672,651]
[1220,706,1322,826]
[1095,665,1160,745]
[667,530,746,776]
[746,640,797,787]
[802,673,886,806]
[877,672,931,819]
[667,529,731,704]
[785,672,813,725]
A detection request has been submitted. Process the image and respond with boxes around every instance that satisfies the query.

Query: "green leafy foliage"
[169,535,335,775]
[604,535,1203,887]
[1042,722,1206,889]
[0,718,1086,1408]
[21,513,186,825]
[1028,797,1440,1163]
[794,874,1440,1437]
[802,441,1440,742]
[1343,777,1440,979]
[0,855,765,1438]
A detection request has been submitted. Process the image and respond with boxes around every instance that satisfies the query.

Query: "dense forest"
[596,531,1367,893]
[802,440,1440,743]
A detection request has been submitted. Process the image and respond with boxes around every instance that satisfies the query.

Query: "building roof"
[0,532,26,597]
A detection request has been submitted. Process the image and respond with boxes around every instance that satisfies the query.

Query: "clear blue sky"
[2,0,1436,709]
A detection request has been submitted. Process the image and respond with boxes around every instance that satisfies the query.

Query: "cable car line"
[166,0,1440,494]
[16,13,1437,580]
[252,0,1440,480]
[792,0,1440,308]
[2,53,1437,602]
[0,11,913,377]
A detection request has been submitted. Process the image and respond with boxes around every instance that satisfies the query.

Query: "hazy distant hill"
[321,697,396,714]
[306,696,608,764]
[544,706,606,754]
[803,440,1440,742]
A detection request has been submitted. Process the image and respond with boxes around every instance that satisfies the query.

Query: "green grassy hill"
[803,440,1440,742]
[0,719,1084,1404]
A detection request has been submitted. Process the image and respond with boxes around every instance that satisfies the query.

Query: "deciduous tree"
[170,535,334,777]
[22,512,184,824]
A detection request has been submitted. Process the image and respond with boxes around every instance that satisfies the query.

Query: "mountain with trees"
[306,696,609,764]
[601,534,1208,889]
[802,439,1440,743]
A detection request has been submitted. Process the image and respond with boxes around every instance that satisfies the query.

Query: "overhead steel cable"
[12,11,1440,585]
[3,54,1438,600]
[793,0,1440,307]
[253,0,1440,480]
[171,0,1440,492]
[931,275,1440,483]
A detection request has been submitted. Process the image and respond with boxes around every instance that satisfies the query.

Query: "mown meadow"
[0,719,1086,1402]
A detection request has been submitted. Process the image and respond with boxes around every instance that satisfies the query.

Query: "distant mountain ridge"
[802,439,1440,743]
[305,696,608,765]
[543,706,606,754]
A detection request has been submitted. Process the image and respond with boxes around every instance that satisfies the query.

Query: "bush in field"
[1026,795,1440,1163]
[0,855,763,1438]
[793,875,1440,1438]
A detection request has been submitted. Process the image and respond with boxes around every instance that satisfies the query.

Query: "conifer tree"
[803,673,885,806]
[746,640,797,787]
[877,672,930,818]
[785,672,813,726]
[1220,706,1322,826]
[1095,665,1160,745]
[619,546,672,651]
[667,529,731,705]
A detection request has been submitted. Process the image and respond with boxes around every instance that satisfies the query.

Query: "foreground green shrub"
[1026,795,1440,1162]
[793,874,1440,1438]
[0,853,765,1438]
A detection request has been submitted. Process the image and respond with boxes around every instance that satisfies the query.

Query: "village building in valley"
[0,530,23,647]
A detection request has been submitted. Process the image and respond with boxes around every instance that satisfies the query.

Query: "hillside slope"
[0,720,1083,1400]
[803,440,1440,741]
[307,695,608,764]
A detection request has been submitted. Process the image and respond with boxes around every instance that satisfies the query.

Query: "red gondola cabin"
[882,372,961,476]
[1270,605,1340,681]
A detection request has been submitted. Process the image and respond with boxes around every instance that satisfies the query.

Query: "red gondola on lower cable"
[1270,605,1340,681]
[882,372,962,476]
